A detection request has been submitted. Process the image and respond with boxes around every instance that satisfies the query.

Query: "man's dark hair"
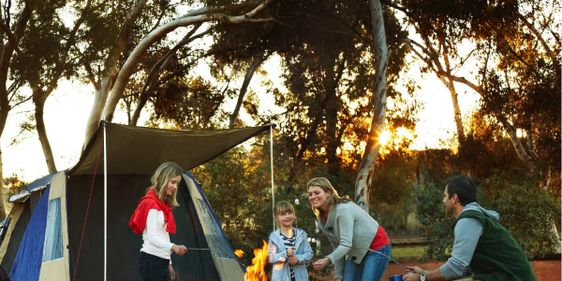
[445,175,477,206]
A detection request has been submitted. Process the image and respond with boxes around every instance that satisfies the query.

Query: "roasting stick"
[187,247,211,251]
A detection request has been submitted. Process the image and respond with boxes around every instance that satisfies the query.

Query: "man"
[403,175,537,281]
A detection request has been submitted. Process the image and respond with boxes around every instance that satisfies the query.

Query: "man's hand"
[168,264,176,280]
[312,257,330,270]
[403,272,421,281]
[288,256,299,265]
[171,244,188,256]
[403,266,425,281]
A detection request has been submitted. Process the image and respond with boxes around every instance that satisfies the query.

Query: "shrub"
[412,180,454,261]
[481,174,561,259]
[413,172,561,261]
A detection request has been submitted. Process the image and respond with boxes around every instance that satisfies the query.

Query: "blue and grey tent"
[0,122,272,281]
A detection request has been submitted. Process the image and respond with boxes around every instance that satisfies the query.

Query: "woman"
[129,162,188,281]
[307,177,390,281]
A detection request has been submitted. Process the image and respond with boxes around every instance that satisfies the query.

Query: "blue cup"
[389,275,403,281]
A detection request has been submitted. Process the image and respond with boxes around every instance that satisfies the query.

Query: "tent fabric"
[71,122,271,175]
[67,174,222,281]
[10,187,50,281]
[183,174,244,281]
[185,173,238,260]
[1,123,269,281]
[23,174,53,192]
[0,174,53,267]
[0,177,53,274]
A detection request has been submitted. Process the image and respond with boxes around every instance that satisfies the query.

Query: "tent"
[0,122,271,281]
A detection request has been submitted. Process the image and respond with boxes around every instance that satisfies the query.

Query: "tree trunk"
[496,115,537,172]
[324,54,345,177]
[0,149,6,220]
[83,0,149,146]
[438,76,464,143]
[0,1,33,219]
[33,91,57,173]
[326,90,339,177]
[355,0,389,212]
[440,42,465,144]
[229,52,267,128]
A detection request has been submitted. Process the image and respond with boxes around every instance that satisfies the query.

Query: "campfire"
[244,241,269,281]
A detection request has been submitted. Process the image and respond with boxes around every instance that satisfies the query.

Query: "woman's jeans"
[343,244,391,281]
[138,251,169,281]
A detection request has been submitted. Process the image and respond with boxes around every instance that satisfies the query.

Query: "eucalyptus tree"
[392,0,560,180]
[11,0,96,173]
[392,0,561,249]
[472,0,561,182]
[77,0,274,145]
[205,0,410,211]
[0,0,38,219]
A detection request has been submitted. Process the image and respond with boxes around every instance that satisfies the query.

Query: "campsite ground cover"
[382,261,561,281]
[310,261,561,281]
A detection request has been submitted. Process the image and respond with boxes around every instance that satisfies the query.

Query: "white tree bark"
[409,38,465,144]
[33,91,57,173]
[355,0,389,212]
[83,0,150,146]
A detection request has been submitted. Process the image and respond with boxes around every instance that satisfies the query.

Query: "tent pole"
[103,121,108,281]
[269,123,275,232]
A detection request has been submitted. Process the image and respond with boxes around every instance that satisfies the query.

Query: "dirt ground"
[382,261,561,281]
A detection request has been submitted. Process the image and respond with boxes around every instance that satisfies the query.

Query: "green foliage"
[412,179,454,261]
[480,174,561,259]
[148,76,230,129]
[413,171,561,261]
[191,146,273,265]
[370,150,418,234]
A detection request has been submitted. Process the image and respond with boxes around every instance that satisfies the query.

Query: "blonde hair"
[151,161,183,207]
[274,200,296,227]
[306,177,350,216]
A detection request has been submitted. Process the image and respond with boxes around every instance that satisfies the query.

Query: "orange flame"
[244,241,269,281]
[235,249,245,258]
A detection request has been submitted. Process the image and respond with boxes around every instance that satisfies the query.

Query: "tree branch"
[229,50,269,128]
[130,25,208,125]
[0,19,20,54]
[101,0,273,122]
[518,13,558,62]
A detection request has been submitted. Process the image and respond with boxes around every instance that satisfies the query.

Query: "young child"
[268,200,313,281]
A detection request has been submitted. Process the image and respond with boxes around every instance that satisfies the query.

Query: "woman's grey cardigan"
[317,201,380,280]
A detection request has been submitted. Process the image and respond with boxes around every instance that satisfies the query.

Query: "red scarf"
[128,188,176,235]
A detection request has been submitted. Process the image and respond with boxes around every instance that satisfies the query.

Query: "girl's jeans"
[138,251,169,281]
[343,244,391,281]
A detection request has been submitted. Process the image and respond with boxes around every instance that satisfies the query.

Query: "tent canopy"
[71,122,271,175]
[1,123,272,281]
